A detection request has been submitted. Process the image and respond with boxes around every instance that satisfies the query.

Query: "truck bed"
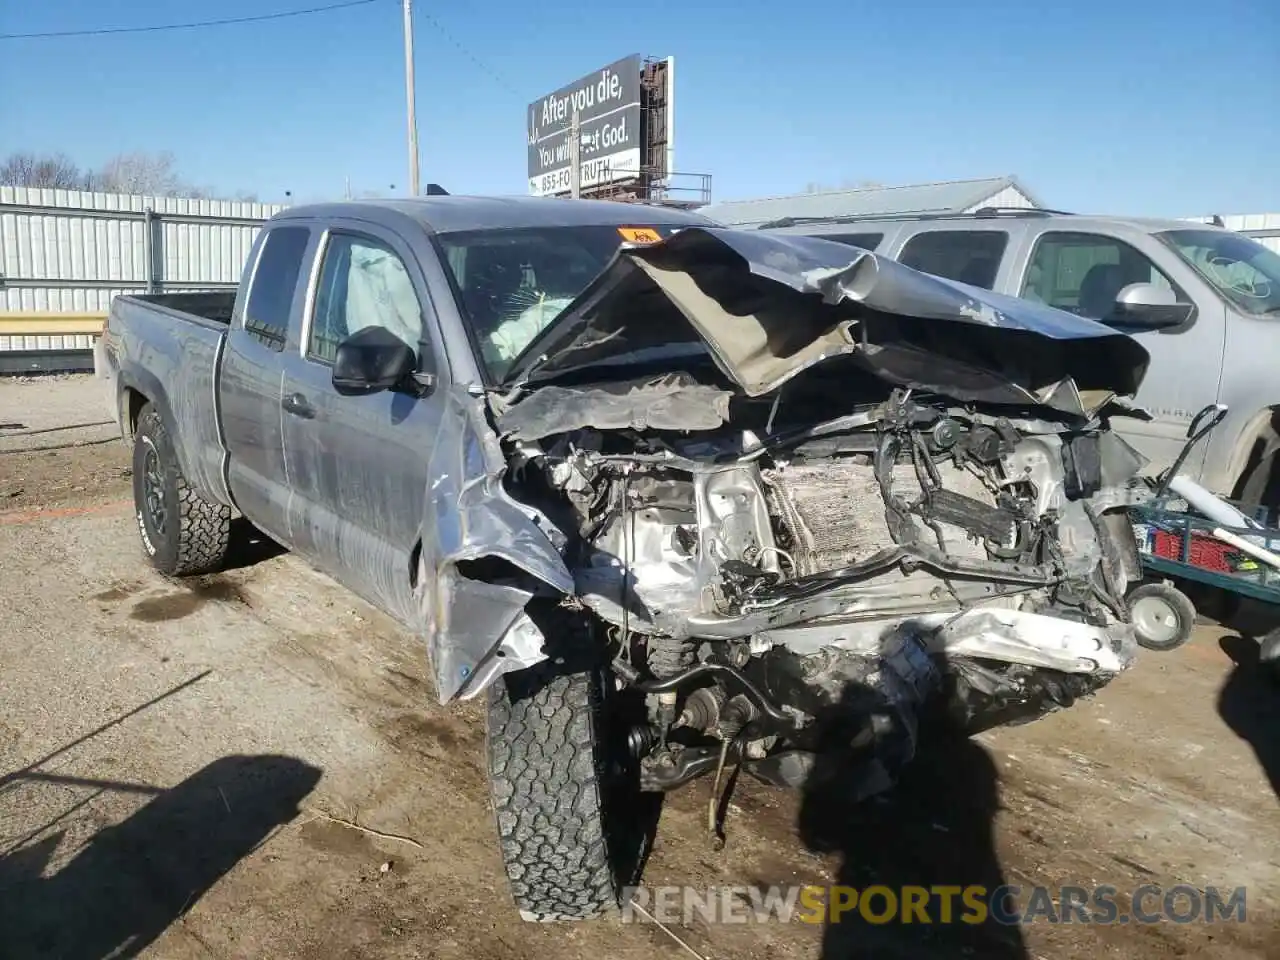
[122,290,238,325]
[97,292,235,507]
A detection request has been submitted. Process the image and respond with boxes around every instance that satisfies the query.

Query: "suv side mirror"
[1107,282,1194,330]
[332,326,418,396]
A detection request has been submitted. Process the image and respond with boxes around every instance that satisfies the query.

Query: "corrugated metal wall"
[0,331,98,354]
[0,186,285,355]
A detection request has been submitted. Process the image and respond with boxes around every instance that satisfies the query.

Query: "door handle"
[282,392,316,419]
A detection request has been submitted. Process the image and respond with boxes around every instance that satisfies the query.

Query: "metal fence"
[0,186,285,363]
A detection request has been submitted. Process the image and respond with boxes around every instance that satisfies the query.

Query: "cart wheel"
[1128,583,1196,651]
[1259,628,1280,684]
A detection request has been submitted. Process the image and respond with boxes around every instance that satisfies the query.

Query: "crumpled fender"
[416,386,573,702]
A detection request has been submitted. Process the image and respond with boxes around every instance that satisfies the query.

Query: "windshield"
[1159,228,1280,316]
[437,224,681,381]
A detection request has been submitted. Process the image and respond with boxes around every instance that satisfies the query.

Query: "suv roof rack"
[970,206,1073,218]
[754,206,1074,230]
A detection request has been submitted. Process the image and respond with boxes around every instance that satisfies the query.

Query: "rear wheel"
[1128,582,1196,651]
[486,661,651,920]
[132,403,231,576]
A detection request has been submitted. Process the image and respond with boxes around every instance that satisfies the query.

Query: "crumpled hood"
[502,228,1150,418]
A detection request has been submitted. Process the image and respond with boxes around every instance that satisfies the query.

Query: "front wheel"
[486,662,652,921]
[132,403,231,576]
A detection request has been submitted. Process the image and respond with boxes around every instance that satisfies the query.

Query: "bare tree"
[3,148,257,200]
[0,152,87,189]
[93,151,185,195]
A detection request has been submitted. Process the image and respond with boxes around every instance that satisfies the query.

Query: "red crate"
[1151,529,1236,573]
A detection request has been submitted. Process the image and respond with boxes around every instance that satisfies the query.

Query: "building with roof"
[698,175,1041,228]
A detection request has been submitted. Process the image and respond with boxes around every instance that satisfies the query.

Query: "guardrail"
[0,313,106,374]
[0,313,107,335]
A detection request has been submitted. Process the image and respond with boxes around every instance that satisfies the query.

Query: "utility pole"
[402,0,420,196]
[569,108,581,199]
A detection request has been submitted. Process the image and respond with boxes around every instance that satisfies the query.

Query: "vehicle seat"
[1078,263,1129,319]
[957,258,994,288]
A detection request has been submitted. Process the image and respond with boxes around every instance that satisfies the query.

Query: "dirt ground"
[2,375,1278,960]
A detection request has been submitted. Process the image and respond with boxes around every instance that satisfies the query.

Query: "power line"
[0,1,520,100]
[0,0,385,41]
[414,10,521,96]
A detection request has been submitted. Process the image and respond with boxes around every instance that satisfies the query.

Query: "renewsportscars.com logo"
[620,884,1249,926]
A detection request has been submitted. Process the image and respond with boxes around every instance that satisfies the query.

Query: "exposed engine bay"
[480,227,1153,802]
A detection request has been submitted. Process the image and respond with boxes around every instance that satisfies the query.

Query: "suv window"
[310,234,423,364]
[897,230,1008,289]
[1021,231,1184,324]
[243,227,310,351]
[824,232,884,251]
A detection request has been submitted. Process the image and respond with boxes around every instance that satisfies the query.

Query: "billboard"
[527,54,642,197]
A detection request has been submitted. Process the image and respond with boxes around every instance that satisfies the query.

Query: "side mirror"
[1107,282,1194,330]
[332,326,418,396]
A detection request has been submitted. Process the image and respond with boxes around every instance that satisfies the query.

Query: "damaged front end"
[456,228,1154,800]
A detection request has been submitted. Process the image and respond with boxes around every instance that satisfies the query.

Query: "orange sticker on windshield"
[618,226,662,244]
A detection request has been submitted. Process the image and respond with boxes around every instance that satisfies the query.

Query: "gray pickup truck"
[98,196,1154,921]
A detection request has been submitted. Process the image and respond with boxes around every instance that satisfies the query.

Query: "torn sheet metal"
[496,372,732,440]
[501,228,1150,414]
[417,386,572,702]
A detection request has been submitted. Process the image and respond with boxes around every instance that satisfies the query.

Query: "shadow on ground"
[1217,634,1280,801]
[221,516,288,572]
[797,667,1028,960]
[0,754,321,959]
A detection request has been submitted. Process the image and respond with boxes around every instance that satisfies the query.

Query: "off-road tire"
[1128,582,1196,651]
[132,403,231,576]
[487,663,621,921]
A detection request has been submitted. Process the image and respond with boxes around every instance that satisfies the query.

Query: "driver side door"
[279,224,445,625]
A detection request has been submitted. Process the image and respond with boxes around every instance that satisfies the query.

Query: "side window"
[897,230,1008,289]
[243,227,310,351]
[825,232,884,251]
[309,234,423,364]
[1021,232,1184,322]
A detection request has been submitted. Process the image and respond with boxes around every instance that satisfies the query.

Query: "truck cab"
[99,199,710,631]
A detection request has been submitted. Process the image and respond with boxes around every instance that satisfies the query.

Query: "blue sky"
[1,0,1277,215]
